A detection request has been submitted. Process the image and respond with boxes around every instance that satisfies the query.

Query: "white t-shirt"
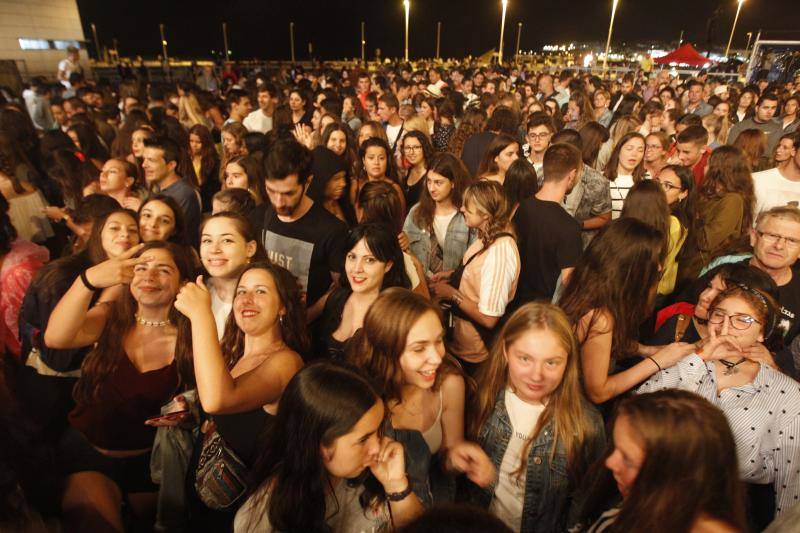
[210,289,233,341]
[386,123,403,148]
[490,388,545,532]
[432,211,457,248]
[243,109,273,134]
[753,167,800,215]
[234,478,390,533]
[609,174,635,219]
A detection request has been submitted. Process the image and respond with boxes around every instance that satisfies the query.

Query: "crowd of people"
[1,55,800,532]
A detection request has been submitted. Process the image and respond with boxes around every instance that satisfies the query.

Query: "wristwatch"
[386,483,413,502]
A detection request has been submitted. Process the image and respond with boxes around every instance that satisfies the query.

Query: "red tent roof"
[654,44,713,67]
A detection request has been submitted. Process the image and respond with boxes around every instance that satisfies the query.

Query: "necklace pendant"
[724,366,737,376]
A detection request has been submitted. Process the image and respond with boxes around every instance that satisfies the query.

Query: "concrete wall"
[0,0,88,79]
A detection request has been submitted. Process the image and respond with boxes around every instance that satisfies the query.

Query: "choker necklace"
[719,357,747,376]
[136,315,172,327]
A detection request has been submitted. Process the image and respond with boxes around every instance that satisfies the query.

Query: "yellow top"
[658,215,687,295]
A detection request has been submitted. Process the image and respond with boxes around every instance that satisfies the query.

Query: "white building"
[0,0,88,81]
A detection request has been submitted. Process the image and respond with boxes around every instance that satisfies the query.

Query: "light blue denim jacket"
[468,391,606,533]
[403,203,474,277]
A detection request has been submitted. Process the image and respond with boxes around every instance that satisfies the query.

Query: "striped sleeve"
[637,354,709,393]
[478,238,519,317]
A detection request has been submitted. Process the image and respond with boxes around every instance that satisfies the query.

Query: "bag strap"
[674,314,691,343]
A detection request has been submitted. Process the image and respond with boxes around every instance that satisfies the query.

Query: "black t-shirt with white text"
[253,202,347,308]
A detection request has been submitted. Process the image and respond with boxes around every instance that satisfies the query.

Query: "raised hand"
[174,275,213,321]
[742,342,776,368]
[369,437,409,494]
[696,327,744,362]
[84,243,147,289]
[447,442,496,487]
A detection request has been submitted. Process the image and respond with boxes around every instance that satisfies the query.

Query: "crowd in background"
[1,53,800,532]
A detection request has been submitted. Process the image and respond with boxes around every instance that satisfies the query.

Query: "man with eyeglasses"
[701,206,800,375]
[753,132,800,214]
[523,112,555,182]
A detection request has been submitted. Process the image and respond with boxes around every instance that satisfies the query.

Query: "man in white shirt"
[378,93,404,154]
[57,46,82,88]
[754,135,800,214]
[243,84,275,134]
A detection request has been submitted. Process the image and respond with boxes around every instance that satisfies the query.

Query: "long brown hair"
[220,262,310,367]
[346,288,457,404]
[560,219,663,358]
[469,302,601,483]
[603,131,646,183]
[188,123,219,186]
[732,128,768,171]
[620,180,671,261]
[73,241,197,405]
[608,390,746,532]
[413,153,472,231]
[476,133,519,178]
[692,145,755,251]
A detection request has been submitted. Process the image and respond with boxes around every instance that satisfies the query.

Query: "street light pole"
[289,22,295,63]
[602,0,619,71]
[403,0,410,62]
[90,23,101,61]
[498,0,508,65]
[222,22,230,59]
[745,31,753,55]
[361,21,366,64]
[515,22,522,63]
[436,21,441,60]
[725,0,745,58]
[159,23,170,80]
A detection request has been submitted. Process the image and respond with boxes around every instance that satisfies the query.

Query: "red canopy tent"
[654,44,713,67]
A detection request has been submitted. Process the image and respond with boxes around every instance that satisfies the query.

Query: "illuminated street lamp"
[404,0,410,62]
[725,0,745,58]
[498,0,508,65]
[602,0,619,71]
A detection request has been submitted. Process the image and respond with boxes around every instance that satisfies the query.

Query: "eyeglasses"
[654,180,681,192]
[527,132,552,140]
[403,145,422,152]
[708,310,761,330]
[756,230,800,248]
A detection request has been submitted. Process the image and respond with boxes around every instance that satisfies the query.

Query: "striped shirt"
[608,174,635,219]
[638,354,800,516]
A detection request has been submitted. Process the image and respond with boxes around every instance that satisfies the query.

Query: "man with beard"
[250,140,347,323]
[512,143,583,305]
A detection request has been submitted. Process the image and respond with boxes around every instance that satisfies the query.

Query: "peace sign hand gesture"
[84,243,148,289]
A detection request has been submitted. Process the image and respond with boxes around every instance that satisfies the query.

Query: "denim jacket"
[403,203,474,277]
[468,391,606,533]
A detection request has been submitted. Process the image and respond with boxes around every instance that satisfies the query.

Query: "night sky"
[76,0,798,61]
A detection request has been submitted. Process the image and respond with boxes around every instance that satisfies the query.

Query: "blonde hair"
[178,93,207,128]
[469,302,599,481]
[463,180,513,246]
[404,115,432,141]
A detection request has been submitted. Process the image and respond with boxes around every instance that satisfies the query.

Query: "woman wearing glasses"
[401,131,434,209]
[638,284,800,526]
